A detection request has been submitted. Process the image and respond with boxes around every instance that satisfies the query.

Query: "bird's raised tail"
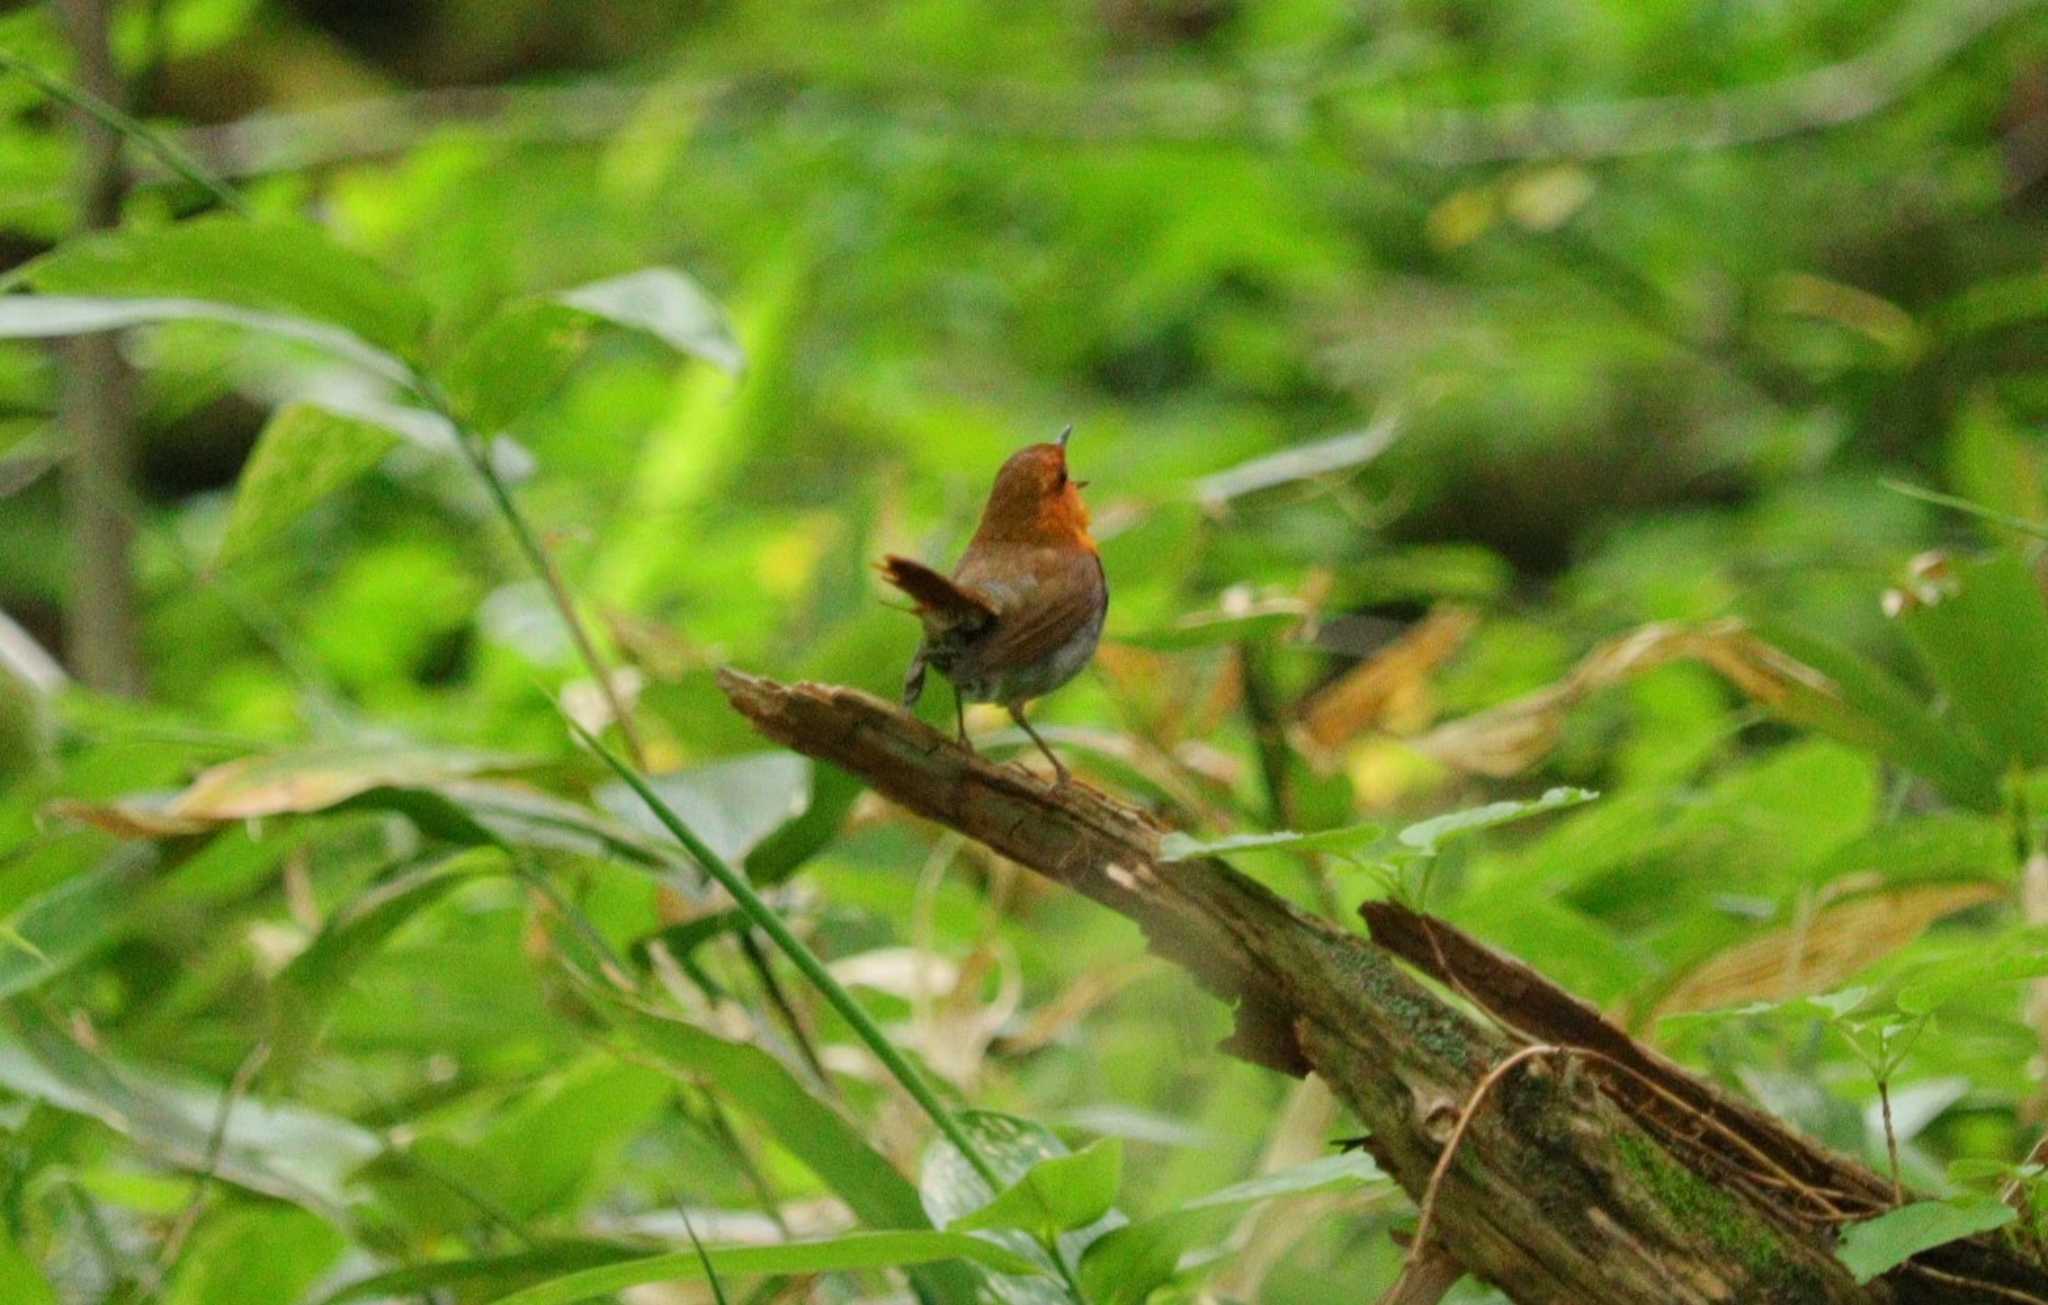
[878,555,996,623]
[879,556,996,709]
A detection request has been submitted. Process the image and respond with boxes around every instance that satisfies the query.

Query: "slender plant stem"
[733,924,835,1092]
[440,406,650,770]
[567,715,1005,1191]
[0,48,246,213]
[1879,1076,1902,1205]
[1041,1233,1090,1304]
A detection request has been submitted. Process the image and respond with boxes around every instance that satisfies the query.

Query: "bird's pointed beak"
[1057,423,1074,450]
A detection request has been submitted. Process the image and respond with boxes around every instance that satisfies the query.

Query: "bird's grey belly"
[929,603,1104,706]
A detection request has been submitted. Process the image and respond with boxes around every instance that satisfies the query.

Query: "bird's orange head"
[970,426,1095,549]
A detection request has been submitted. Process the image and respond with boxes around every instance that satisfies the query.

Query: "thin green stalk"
[428,387,651,771]
[1883,478,2048,541]
[566,716,1004,1192]
[0,48,246,213]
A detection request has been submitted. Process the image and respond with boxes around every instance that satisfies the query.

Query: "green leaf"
[440,300,599,432]
[1748,622,2001,811]
[747,761,861,886]
[1079,1154,1385,1305]
[271,851,500,1074]
[952,1138,1123,1236]
[1891,550,2048,769]
[1834,1197,2017,1284]
[480,1232,1046,1305]
[162,1206,347,1305]
[598,752,812,869]
[0,845,148,998]
[312,1243,649,1305]
[1397,786,1598,854]
[0,1225,57,1305]
[922,1111,1127,1305]
[0,1010,379,1214]
[0,294,411,381]
[13,217,431,359]
[611,1006,930,1232]
[1898,934,2048,1015]
[216,403,402,564]
[555,266,744,375]
[1193,418,1399,505]
[1158,821,1384,863]
[1657,987,1875,1032]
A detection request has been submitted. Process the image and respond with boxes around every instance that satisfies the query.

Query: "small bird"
[880,426,1107,784]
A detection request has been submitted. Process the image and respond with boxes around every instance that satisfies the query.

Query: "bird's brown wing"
[963,546,1106,674]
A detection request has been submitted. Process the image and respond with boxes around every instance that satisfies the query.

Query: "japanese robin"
[879,426,1106,783]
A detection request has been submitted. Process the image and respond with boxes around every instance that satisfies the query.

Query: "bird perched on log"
[879,426,1106,784]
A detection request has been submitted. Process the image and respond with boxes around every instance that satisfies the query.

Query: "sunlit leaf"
[555,266,744,375]
[952,1138,1123,1236]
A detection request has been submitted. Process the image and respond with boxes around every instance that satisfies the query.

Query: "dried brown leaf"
[1416,620,1852,777]
[1655,882,2005,1020]
[1302,606,1478,750]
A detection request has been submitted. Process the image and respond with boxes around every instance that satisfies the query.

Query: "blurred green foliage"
[7,0,2048,1300]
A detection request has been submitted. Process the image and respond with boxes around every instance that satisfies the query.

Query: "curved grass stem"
[567,716,1006,1193]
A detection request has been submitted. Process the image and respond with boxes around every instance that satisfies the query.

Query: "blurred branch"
[154,0,2039,184]
[53,0,143,697]
[1383,0,2044,165]
[719,672,2048,1303]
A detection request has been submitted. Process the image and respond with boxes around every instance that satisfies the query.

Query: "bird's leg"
[954,682,971,749]
[1008,705,1068,786]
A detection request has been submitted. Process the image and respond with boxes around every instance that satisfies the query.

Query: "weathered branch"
[718,671,2048,1304]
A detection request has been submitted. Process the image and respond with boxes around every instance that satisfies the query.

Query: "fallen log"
[717,670,2048,1304]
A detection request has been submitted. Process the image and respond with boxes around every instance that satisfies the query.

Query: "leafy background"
[6,0,2048,1300]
